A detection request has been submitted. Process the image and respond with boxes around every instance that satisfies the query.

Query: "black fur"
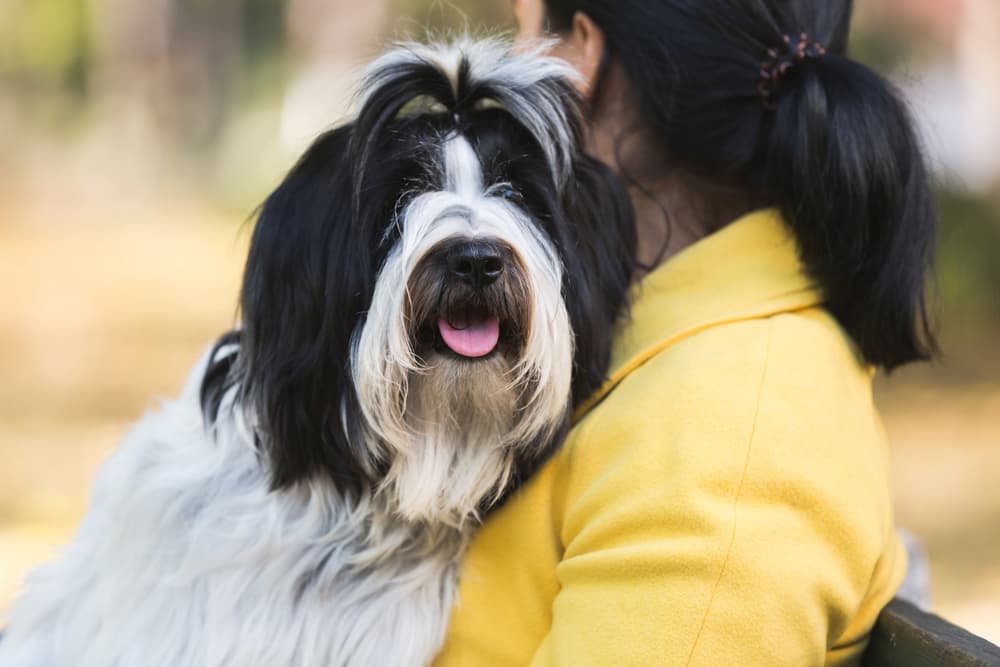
[202,46,635,497]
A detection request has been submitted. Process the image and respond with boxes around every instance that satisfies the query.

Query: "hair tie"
[758,33,827,110]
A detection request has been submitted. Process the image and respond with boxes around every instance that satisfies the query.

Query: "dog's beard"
[352,138,573,526]
[391,355,522,527]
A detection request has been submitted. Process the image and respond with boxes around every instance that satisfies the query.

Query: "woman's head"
[514,0,937,371]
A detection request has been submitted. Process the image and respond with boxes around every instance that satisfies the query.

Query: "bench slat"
[863,599,1000,666]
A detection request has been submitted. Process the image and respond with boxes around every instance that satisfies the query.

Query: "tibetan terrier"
[0,39,634,666]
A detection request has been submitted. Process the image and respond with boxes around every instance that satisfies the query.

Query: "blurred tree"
[88,0,288,151]
[243,0,286,75]
[162,0,244,149]
[856,0,962,49]
[936,189,1000,330]
[0,0,92,104]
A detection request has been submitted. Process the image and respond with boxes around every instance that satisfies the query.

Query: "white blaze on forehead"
[359,38,579,188]
[443,135,484,200]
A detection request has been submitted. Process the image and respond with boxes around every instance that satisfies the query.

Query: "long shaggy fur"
[0,38,635,667]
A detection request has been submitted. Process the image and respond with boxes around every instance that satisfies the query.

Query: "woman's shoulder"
[560,305,888,507]
[588,304,871,424]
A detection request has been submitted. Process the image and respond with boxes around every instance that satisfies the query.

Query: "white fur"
[0,354,466,667]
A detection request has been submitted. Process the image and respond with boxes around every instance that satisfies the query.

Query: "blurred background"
[0,0,997,644]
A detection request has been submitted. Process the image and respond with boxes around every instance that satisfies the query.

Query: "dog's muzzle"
[408,238,529,361]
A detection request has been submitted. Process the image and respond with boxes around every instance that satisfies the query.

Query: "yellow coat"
[433,209,907,666]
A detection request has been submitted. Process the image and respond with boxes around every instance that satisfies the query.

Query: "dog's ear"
[236,123,382,493]
[560,153,636,408]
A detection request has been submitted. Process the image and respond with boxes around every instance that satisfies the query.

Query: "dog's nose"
[446,241,504,289]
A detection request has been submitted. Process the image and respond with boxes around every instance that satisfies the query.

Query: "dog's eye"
[492,185,519,201]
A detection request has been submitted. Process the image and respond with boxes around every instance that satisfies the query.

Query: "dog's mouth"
[436,308,501,358]
[407,238,530,362]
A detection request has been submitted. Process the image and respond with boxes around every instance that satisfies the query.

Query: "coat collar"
[573,208,823,420]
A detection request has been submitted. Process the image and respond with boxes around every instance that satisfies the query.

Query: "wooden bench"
[862,599,1000,666]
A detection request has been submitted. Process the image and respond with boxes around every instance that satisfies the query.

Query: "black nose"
[446,241,504,289]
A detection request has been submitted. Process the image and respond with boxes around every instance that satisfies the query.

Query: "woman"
[434,1,935,665]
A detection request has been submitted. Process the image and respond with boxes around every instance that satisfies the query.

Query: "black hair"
[544,0,936,370]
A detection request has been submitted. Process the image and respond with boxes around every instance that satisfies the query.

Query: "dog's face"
[203,40,635,524]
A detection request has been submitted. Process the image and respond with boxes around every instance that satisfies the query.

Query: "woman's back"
[434,0,941,662]
[434,210,906,666]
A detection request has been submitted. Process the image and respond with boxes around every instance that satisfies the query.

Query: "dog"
[0,39,635,667]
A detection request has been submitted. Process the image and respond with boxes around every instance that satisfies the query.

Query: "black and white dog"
[0,39,634,666]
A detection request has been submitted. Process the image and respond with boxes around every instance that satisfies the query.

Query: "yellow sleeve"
[531,315,905,666]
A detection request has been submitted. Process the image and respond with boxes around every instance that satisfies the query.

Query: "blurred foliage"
[243,0,286,69]
[239,0,289,99]
[850,23,921,73]
[0,0,91,90]
[0,0,92,131]
[850,18,952,73]
[936,188,1000,330]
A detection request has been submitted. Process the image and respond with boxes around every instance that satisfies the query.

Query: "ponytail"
[763,54,937,370]
[543,0,937,370]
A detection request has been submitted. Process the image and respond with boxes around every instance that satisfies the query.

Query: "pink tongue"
[438,315,500,358]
